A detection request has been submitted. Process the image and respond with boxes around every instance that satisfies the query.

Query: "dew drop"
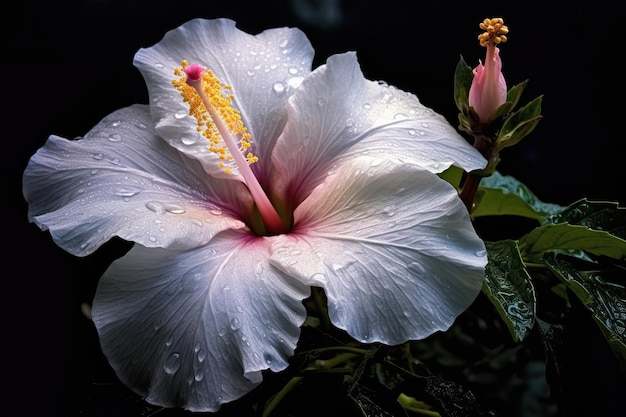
[272,81,285,93]
[107,133,122,142]
[146,201,166,214]
[407,262,425,275]
[230,317,242,331]
[382,205,395,216]
[136,122,148,130]
[154,62,165,68]
[109,120,121,127]
[318,97,327,106]
[246,70,255,76]
[163,352,181,374]
[363,103,372,110]
[174,110,187,119]
[197,349,206,362]
[92,153,104,160]
[194,369,205,381]
[370,158,383,167]
[288,67,298,75]
[408,129,416,136]
[181,136,197,145]
[218,327,228,337]
[263,353,273,366]
[90,169,98,175]
[114,188,141,198]
[165,204,185,214]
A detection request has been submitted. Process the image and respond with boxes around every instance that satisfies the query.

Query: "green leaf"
[437,165,464,189]
[541,252,626,372]
[519,223,626,260]
[453,55,473,112]
[496,95,543,149]
[482,240,536,342]
[544,199,626,240]
[472,171,564,221]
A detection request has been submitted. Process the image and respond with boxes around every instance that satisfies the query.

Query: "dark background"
[3,1,625,416]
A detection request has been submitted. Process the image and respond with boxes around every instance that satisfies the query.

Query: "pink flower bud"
[469,45,507,123]
[468,18,509,124]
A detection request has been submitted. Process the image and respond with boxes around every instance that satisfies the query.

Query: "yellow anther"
[478,17,509,47]
[172,61,258,173]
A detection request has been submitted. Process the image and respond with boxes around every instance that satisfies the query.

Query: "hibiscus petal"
[92,233,310,412]
[133,18,315,181]
[269,156,487,344]
[271,52,486,206]
[23,104,249,256]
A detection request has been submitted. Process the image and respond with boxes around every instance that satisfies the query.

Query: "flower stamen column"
[174,62,286,234]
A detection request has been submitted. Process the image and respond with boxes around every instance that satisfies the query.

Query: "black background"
[3,1,625,416]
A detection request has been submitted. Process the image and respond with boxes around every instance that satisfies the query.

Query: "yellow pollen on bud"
[172,60,257,172]
[477,17,509,47]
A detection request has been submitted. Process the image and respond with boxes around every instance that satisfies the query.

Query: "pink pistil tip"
[184,64,204,82]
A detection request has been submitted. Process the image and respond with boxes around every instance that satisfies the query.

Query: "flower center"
[477,17,509,47]
[173,61,286,235]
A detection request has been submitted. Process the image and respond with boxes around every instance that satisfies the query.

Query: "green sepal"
[453,55,474,112]
[482,240,537,342]
[496,95,543,150]
[487,79,530,121]
[473,171,564,221]
[541,252,626,373]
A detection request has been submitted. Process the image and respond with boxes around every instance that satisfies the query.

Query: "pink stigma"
[183,64,204,81]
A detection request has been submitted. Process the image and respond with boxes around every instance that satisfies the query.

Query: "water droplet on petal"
[218,327,228,337]
[92,153,104,160]
[114,187,141,198]
[407,262,425,275]
[181,136,197,145]
[363,103,372,110]
[288,67,298,75]
[194,368,204,381]
[146,201,166,214]
[165,204,185,214]
[263,353,273,366]
[475,249,487,257]
[197,349,206,362]
[318,97,327,106]
[107,133,122,142]
[163,352,181,374]
[174,110,187,119]
[272,81,285,93]
[230,317,242,331]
